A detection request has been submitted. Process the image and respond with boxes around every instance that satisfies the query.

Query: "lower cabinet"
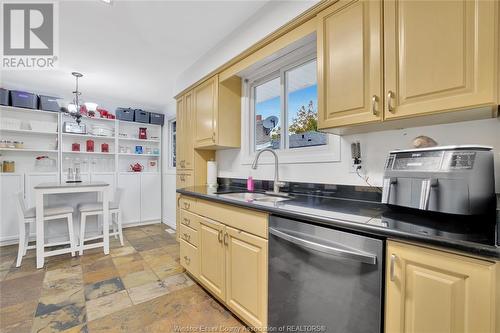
[385,240,497,333]
[178,196,268,329]
[0,174,24,243]
[198,217,226,300]
[225,226,268,328]
[118,173,161,225]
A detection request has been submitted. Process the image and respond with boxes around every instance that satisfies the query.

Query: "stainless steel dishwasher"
[268,216,383,333]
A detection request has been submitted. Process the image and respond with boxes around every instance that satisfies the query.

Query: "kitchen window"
[251,58,326,151]
[169,119,176,168]
[244,43,340,164]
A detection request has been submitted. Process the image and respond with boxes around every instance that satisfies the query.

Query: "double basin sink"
[216,191,292,204]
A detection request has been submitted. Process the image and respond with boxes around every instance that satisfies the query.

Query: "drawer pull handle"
[183,202,190,209]
[183,218,190,226]
[218,230,223,243]
[183,233,190,241]
[183,255,190,264]
[223,232,228,246]
[371,95,378,116]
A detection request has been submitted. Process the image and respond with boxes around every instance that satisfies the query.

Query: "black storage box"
[116,107,134,121]
[10,90,37,109]
[134,109,150,123]
[149,112,164,126]
[38,95,60,112]
[0,88,9,106]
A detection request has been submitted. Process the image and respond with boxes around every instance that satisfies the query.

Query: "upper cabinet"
[384,0,498,119]
[176,91,194,170]
[317,0,498,131]
[194,75,241,150]
[317,0,383,128]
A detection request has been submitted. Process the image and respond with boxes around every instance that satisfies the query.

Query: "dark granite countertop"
[177,186,500,259]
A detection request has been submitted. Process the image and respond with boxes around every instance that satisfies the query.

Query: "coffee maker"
[381,145,495,215]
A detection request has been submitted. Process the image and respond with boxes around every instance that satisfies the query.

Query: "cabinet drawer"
[179,196,196,212]
[180,209,200,231]
[179,224,198,247]
[180,239,199,277]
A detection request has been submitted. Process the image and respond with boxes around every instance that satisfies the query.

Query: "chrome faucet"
[251,148,289,197]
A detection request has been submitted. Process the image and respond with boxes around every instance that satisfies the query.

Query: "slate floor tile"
[120,267,159,289]
[84,277,124,301]
[0,271,44,308]
[85,290,132,322]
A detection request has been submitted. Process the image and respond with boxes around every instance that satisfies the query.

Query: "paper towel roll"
[207,161,218,188]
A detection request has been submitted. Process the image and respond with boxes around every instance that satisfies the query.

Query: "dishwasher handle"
[269,227,377,265]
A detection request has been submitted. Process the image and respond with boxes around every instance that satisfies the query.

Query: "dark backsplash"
[217,177,382,203]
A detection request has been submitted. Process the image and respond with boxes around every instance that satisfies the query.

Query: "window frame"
[168,117,177,170]
[242,43,341,165]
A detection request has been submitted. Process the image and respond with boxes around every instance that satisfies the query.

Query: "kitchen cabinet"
[385,240,497,333]
[194,75,241,150]
[140,173,161,222]
[118,173,160,225]
[176,171,193,189]
[225,226,268,328]
[176,91,194,170]
[118,173,141,225]
[317,0,383,128]
[178,195,268,328]
[0,174,24,243]
[198,216,226,300]
[384,0,497,119]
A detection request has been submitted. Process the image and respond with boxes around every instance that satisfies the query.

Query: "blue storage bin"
[134,109,150,123]
[0,88,8,106]
[38,95,60,112]
[149,112,164,126]
[116,107,134,121]
[10,90,37,109]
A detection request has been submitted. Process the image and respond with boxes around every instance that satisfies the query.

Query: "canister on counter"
[2,161,15,173]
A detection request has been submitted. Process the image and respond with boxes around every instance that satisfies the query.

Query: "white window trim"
[240,43,341,166]
[167,116,177,172]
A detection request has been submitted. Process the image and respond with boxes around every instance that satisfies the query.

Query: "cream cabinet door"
[198,217,225,300]
[384,0,497,119]
[317,0,383,128]
[225,226,268,329]
[176,96,185,169]
[194,76,218,148]
[385,241,496,333]
[176,171,193,189]
[183,91,194,169]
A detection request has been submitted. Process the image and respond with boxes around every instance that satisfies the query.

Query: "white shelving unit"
[1,105,163,244]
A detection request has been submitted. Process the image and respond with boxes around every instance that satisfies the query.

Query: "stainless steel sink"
[218,192,291,203]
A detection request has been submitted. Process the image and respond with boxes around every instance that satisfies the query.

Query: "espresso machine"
[381,145,495,215]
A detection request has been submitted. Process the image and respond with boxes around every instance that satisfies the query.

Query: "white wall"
[175,0,320,93]
[162,100,177,229]
[218,118,500,191]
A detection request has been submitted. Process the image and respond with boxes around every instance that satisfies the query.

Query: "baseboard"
[161,218,176,230]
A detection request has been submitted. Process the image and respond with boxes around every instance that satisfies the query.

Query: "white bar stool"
[15,192,77,267]
[78,188,123,255]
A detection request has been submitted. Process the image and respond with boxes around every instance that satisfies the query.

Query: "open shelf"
[62,133,115,139]
[1,128,58,135]
[0,105,59,116]
[62,151,114,155]
[118,153,160,157]
[62,113,115,123]
[0,148,58,153]
[118,137,160,143]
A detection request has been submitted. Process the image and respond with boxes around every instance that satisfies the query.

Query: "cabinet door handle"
[177,196,181,208]
[212,132,216,142]
[223,232,228,246]
[180,175,185,181]
[183,202,190,209]
[218,230,223,243]
[183,233,190,241]
[371,95,379,116]
[390,254,397,281]
[387,91,395,113]
[183,218,190,226]
[183,255,190,264]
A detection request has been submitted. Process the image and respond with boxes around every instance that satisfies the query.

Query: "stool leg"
[67,214,76,257]
[112,213,117,239]
[23,223,29,256]
[79,213,86,256]
[16,221,26,267]
[117,210,124,246]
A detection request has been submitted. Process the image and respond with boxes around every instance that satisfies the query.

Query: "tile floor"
[0,224,245,333]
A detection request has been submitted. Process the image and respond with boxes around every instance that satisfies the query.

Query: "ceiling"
[1,0,269,114]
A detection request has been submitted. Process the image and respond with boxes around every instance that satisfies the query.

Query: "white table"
[34,181,110,269]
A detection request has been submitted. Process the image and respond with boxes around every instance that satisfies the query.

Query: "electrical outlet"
[350,160,363,173]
